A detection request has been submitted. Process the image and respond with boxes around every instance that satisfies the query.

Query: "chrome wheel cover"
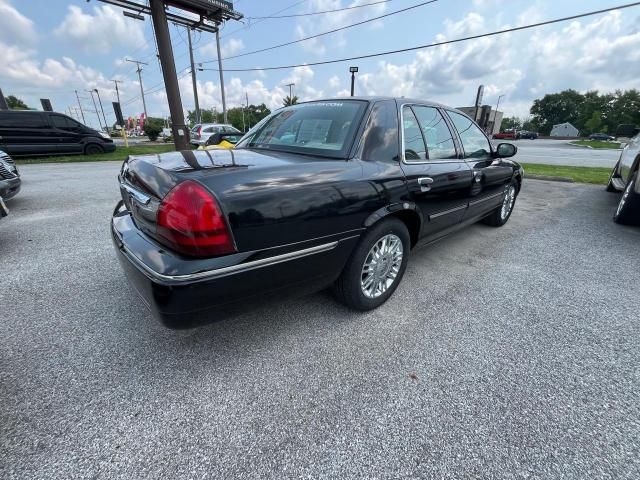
[616,180,632,217]
[361,234,403,299]
[501,185,516,220]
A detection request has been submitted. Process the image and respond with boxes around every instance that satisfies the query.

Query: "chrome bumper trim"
[121,240,339,283]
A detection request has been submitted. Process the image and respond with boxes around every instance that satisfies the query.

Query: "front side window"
[402,106,427,161]
[51,115,75,129]
[236,100,367,159]
[412,106,457,160]
[447,111,491,159]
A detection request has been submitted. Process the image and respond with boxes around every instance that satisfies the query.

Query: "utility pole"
[215,28,227,124]
[246,91,250,129]
[149,0,189,150]
[126,58,148,118]
[285,83,294,103]
[186,26,201,125]
[94,89,108,131]
[87,90,103,130]
[75,90,86,124]
[111,79,123,104]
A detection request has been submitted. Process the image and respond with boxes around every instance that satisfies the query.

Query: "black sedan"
[589,133,614,141]
[112,98,523,328]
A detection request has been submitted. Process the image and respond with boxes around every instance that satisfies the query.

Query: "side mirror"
[495,142,517,158]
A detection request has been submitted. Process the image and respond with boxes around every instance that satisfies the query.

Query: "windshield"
[235,100,368,158]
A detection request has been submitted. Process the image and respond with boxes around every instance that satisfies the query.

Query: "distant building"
[456,106,503,135]
[550,122,579,137]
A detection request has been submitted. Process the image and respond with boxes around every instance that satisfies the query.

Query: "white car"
[190,123,241,146]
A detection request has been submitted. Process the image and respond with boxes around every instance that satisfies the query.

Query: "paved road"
[2,162,639,479]
[505,138,620,168]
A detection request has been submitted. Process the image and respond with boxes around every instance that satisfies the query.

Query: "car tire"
[482,179,519,227]
[613,172,640,225]
[84,144,104,155]
[333,218,410,311]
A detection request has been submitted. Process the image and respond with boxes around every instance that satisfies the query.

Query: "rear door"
[49,114,85,153]
[399,104,473,240]
[446,110,513,220]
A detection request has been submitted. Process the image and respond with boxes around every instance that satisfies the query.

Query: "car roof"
[287,96,464,113]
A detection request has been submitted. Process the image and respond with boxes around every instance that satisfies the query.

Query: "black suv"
[0,111,116,157]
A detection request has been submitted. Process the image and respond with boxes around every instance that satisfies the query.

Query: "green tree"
[143,117,164,141]
[501,116,522,131]
[283,95,298,107]
[187,109,217,125]
[584,111,603,134]
[6,95,29,110]
[530,89,584,135]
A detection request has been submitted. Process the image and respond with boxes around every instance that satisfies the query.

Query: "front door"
[50,114,85,154]
[399,104,473,241]
[446,110,514,220]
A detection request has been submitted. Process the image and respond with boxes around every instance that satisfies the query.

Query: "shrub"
[143,117,164,141]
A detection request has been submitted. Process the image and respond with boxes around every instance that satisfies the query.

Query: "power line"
[199,2,640,72]
[203,0,438,63]
[219,0,309,39]
[246,0,393,19]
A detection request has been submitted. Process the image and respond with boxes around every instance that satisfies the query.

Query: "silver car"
[0,149,20,203]
[190,123,241,146]
[607,130,640,224]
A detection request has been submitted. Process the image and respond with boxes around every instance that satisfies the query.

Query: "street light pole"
[349,66,358,97]
[75,90,86,124]
[94,89,108,131]
[87,90,103,130]
[494,94,505,133]
[284,83,294,104]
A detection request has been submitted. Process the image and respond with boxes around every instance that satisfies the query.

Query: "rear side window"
[1,113,47,128]
[447,111,491,159]
[358,100,399,162]
[402,106,427,161]
[412,106,457,160]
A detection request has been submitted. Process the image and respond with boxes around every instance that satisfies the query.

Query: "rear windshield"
[235,100,368,158]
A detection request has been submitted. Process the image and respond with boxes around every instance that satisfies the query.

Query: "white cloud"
[198,37,245,59]
[54,5,146,54]
[0,0,36,45]
[295,0,389,55]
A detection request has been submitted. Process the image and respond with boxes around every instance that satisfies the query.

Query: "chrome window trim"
[399,103,462,165]
[121,240,341,283]
[121,183,151,205]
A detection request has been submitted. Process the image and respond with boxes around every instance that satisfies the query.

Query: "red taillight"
[156,180,235,257]
[197,126,202,138]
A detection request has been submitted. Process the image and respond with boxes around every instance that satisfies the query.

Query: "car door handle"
[418,177,434,192]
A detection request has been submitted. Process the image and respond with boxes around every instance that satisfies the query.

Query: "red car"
[493,130,517,140]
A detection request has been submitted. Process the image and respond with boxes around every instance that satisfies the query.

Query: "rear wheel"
[613,172,640,225]
[333,218,410,311]
[482,179,518,227]
[84,144,104,155]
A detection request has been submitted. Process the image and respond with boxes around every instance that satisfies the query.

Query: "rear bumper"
[0,177,21,200]
[111,202,359,328]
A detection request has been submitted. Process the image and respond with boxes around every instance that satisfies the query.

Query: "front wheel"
[84,143,104,155]
[613,172,640,225]
[333,218,410,311]
[482,179,519,227]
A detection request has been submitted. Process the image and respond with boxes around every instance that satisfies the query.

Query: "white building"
[550,122,579,137]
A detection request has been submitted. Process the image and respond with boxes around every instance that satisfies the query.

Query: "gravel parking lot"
[2,161,639,479]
